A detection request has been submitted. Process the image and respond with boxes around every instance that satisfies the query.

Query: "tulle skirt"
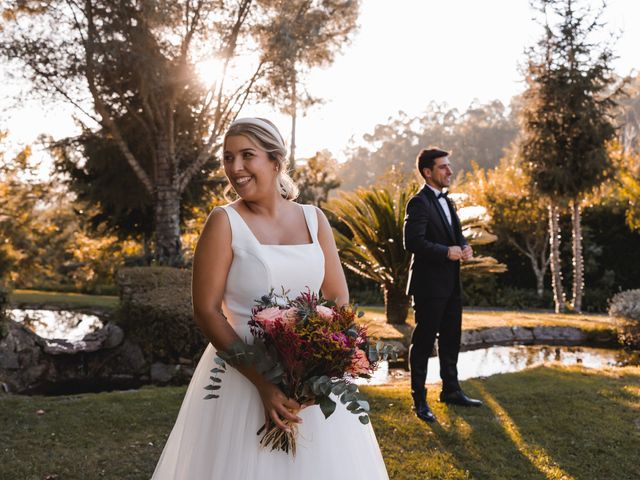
[151,343,389,479]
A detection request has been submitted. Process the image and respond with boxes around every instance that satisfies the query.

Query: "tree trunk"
[548,201,565,313]
[532,262,545,298]
[383,283,410,325]
[289,70,297,170]
[570,200,584,313]
[155,184,183,266]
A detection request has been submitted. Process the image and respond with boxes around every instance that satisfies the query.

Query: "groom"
[403,147,482,424]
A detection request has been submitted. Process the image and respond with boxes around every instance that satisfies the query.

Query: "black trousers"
[409,294,462,399]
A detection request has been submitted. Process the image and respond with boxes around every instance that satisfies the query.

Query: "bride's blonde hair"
[223,118,299,200]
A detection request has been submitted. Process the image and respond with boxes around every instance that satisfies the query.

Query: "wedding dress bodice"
[221,203,325,341]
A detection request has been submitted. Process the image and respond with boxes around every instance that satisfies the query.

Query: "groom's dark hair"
[417,147,450,178]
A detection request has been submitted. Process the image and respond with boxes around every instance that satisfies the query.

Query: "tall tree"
[256,0,360,166]
[52,106,221,258]
[2,1,353,264]
[520,0,617,312]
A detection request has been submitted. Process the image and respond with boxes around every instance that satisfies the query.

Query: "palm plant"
[326,186,415,325]
[454,199,507,276]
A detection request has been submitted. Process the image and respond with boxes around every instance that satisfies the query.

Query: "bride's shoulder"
[295,201,322,213]
[203,203,234,230]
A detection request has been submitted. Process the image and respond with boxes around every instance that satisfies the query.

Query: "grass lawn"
[360,306,617,341]
[8,289,119,311]
[1,365,638,480]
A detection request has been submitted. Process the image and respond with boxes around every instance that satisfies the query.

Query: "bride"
[152,117,389,479]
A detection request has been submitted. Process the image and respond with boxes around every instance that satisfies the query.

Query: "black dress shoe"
[414,402,437,423]
[439,390,483,407]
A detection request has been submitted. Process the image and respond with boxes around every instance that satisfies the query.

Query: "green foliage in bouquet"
[203,288,396,454]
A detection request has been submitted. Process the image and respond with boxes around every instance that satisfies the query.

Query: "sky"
[2,0,639,167]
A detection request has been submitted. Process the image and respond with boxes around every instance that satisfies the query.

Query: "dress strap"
[219,204,256,249]
[301,204,319,243]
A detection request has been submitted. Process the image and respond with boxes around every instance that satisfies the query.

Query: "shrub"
[116,267,207,364]
[609,289,640,349]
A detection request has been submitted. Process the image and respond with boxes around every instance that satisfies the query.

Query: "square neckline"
[227,203,315,247]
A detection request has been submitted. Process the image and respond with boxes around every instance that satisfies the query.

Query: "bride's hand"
[256,382,303,431]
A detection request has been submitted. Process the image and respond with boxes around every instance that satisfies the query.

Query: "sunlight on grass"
[470,381,575,480]
[1,366,638,479]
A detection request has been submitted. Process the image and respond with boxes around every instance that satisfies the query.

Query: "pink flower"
[316,305,334,321]
[281,308,299,327]
[347,348,371,376]
[254,307,283,332]
[330,332,350,348]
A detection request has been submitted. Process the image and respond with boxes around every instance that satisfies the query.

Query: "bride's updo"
[224,118,299,200]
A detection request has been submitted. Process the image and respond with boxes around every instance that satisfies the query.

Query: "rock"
[512,326,535,344]
[532,326,586,345]
[382,340,408,359]
[461,330,484,350]
[84,322,125,349]
[151,362,179,384]
[43,322,125,355]
[0,320,148,394]
[0,347,19,369]
[178,356,193,365]
[480,327,515,345]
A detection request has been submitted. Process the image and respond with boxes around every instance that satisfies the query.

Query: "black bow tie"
[437,191,448,199]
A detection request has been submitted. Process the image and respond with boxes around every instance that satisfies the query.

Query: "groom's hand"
[447,246,463,261]
[461,245,473,261]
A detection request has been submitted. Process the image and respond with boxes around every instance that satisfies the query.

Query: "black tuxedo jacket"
[403,185,467,298]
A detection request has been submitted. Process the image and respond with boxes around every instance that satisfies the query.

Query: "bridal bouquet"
[204,288,394,455]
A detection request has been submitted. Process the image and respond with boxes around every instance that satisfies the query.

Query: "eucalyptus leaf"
[341,392,357,404]
[210,368,224,374]
[359,415,370,425]
[318,396,337,419]
[346,383,358,394]
[204,394,219,399]
[331,382,348,396]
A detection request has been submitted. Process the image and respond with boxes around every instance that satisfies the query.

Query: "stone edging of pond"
[381,325,619,359]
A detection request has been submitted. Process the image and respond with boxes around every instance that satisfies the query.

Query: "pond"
[358,345,626,386]
[8,308,104,341]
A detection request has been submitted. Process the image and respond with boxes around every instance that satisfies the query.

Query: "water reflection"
[8,309,103,341]
[359,345,622,386]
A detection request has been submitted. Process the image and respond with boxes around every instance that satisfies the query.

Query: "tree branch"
[83,0,153,194]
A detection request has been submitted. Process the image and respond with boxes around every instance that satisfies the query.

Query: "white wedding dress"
[152,203,389,479]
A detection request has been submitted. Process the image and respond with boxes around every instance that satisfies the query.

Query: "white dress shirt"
[426,184,452,226]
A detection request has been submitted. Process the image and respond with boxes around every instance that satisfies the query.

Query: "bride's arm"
[316,207,349,307]
[192,207,301,430]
